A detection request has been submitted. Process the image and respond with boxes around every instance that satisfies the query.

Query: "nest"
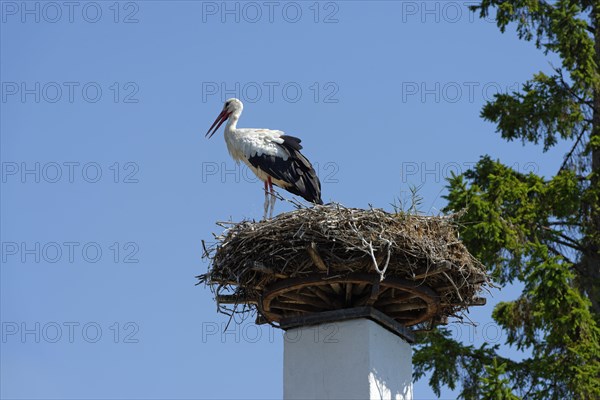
[198,203,490,331]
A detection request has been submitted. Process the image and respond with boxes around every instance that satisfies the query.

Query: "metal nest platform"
[198,203,490,332]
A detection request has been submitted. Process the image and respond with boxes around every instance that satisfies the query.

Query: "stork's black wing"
[247,135,323,204]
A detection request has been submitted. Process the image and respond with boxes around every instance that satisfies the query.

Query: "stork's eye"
[225,101,230,107]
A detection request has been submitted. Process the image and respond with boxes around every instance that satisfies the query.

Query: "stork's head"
[205,98,243,138]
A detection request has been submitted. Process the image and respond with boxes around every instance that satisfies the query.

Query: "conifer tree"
[414,1,600,398]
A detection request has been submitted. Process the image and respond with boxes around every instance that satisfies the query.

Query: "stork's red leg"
[262,179,270,220]
[267,176,276,218]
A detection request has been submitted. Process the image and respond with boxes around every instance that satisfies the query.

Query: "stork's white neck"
[225,109,242,134]
[223,110,243,160]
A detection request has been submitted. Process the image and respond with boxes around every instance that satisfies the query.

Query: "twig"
[558,123,589,175]
[442,271,463,302]
[307,242,328,272]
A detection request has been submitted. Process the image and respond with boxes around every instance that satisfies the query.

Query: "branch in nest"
[361,238,392,281]
[307,242,328,272]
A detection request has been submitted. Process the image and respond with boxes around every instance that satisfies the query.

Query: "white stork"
[205,98,323,219]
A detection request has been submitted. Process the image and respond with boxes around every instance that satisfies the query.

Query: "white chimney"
[283,317,413,400]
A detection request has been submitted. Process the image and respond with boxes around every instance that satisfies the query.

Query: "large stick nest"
[198,203,490,330]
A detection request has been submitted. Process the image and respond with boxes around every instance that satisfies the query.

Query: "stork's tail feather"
[279,135,322,205]
[303,170,323,204]
[298,175,322,205]
[289,178,322,205]
[289,158,322,205]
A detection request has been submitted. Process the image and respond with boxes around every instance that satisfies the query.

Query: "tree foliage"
[413,1,600,398]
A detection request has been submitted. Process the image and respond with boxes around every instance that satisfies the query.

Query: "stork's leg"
[263,180,269,220]
[268,177,276,219]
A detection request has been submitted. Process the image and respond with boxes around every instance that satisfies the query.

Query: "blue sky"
[1,1,570,399]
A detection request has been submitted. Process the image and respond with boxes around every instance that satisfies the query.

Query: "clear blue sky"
[1,1,569,399]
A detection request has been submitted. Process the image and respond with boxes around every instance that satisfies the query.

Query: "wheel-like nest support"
[198,204,490,331]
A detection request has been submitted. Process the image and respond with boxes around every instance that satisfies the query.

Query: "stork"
[205,98,323,219]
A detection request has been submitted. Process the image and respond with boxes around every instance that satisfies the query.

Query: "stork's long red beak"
[205,109,231,139]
